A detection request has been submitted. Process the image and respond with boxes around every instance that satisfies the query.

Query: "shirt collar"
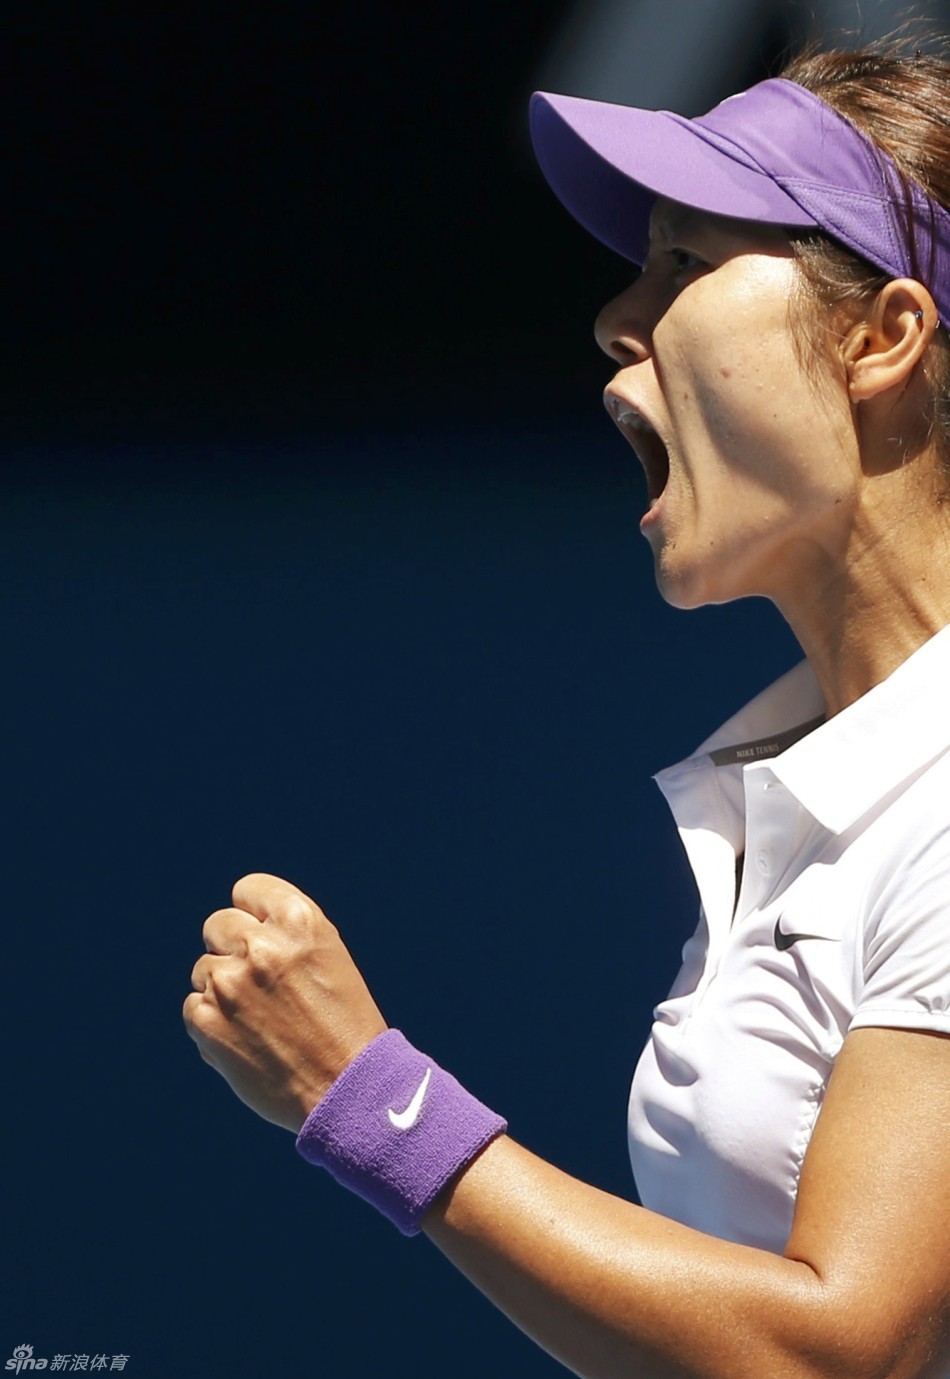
[670,624,950,837]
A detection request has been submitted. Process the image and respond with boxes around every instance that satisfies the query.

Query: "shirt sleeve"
[851,823,950,1034]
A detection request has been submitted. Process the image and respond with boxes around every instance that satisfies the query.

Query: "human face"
[596,198,861,611]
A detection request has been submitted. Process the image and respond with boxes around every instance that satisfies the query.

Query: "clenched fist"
[183,874,388,1132]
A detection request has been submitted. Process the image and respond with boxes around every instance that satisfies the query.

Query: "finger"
[190,952,244,1014]
[182,988,211,1033]
[182,989,202,1037]
[231,872,318,927]
[190,952,216,992]
[181,991,223,1061]
[203,907,259,955]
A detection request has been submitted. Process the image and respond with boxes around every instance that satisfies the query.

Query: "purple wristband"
[295,1029,507,1235]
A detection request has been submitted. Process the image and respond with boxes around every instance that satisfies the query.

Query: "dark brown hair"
[780,42,950,467]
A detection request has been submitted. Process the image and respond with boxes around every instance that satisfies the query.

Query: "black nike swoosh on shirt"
[773,917,838,951]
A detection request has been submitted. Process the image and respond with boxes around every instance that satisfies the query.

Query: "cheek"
[691,338,844,464]
[677,355,783,457]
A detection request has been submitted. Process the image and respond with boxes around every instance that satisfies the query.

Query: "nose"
[594,280,652,366]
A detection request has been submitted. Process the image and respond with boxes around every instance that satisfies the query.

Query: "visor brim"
[530,91,818,265]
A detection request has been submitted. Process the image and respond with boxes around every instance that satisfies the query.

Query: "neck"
[775,477,950,718]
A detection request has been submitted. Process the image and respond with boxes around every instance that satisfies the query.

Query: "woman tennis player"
[184,40,950,1379]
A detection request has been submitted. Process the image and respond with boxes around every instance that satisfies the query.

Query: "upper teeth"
[618,408,651,432]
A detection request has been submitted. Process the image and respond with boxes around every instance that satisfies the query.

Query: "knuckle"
[245,933,282,986]
[210,963,238,1001]
[277,894,315,928]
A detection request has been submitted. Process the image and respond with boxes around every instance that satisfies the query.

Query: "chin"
[654,560,749,612]
[653,534,775,610]
[654,558,718,611]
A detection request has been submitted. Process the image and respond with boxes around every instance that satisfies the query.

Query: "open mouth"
[614,407,670,506]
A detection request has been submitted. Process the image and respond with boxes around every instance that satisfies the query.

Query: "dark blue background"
[3,2,822,1374]
[2,429,797,1377]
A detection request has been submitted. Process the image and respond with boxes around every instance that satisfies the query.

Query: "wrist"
[295,1029,507,1235]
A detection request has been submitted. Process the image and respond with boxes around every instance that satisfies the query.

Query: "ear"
[842,279,939,402]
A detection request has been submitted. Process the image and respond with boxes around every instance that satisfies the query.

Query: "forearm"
[185,883,949,1379]
[424,1135,846,1379]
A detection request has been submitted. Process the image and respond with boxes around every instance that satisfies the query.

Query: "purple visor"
[530,77,950,321]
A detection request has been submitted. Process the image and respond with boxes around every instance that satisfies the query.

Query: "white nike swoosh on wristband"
[387,1068,432,1130]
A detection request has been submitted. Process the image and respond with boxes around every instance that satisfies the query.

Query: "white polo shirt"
[628,624,950,1253]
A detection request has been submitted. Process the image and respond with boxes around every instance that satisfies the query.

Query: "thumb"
[231,872,317,924]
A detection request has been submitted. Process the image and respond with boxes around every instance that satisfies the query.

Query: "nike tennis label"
[387,1068,432,1130]
[773,917,836,951]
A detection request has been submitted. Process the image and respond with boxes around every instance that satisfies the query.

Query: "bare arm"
[425,1028,950,1379]
[184,875,950,1379]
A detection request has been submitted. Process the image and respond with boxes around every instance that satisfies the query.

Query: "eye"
[669,248,706,275]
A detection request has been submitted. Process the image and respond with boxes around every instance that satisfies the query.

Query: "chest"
[627,814,870,1250]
